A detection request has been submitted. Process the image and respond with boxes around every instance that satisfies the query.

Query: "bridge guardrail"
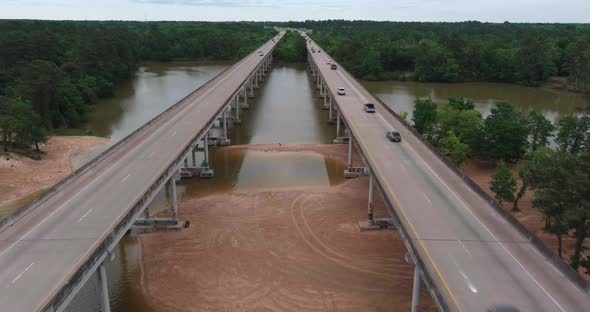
[0,47,247,233]
[308,38,589,294]
[372,89,590,294]
[41,38,281,311]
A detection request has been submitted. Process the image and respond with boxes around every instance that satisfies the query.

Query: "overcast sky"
[1,0,589,23]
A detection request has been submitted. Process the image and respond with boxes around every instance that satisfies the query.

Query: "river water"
[363,80,590,121]
[14,61,590,311]
[66,62,338,311]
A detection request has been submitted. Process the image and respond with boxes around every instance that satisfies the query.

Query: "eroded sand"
[0,136,109,211]
[139,144,436,312]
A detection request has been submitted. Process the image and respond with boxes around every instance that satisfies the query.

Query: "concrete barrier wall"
[41,43,280,312]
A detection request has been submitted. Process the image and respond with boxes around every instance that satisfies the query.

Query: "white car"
[337,88,345,96]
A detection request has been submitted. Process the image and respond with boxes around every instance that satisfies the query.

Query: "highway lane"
[0,33,283,312]
[306,38,590,311]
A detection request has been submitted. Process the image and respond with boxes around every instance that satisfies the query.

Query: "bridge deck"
[0,34,282,311]
[306,38,590,311]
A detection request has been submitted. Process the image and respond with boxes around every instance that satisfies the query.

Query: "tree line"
[288,21,590,92]
[0,20,275,152]
[274,31,307,63]
[412,96,590,273]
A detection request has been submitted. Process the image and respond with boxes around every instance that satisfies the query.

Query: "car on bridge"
[363,103,376,113]
[331,64,338,70]
[326,61,331,65]
[337,87,345,95]
[386,130,402,142]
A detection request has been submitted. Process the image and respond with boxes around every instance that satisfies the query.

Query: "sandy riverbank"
[139,144,436,312]
[0,136,109,213]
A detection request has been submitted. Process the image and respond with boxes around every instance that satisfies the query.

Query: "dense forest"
[411,96,590,272]
[0,21,275,152]
[285,21,590,91]
[274,30,306,63]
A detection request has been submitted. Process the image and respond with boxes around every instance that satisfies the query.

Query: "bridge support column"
[242,87,248,109]
[323,90,329,109]
[367,173,374,222]
[348,136,353,168]
[328,96,334,123]
[98,262,111,312]
[320,79,324,97]
[336,112,340,136]
[200,134,214,178]
[234,95,241,124]
[220,108,230,145]
[168,177,178,221]
[248,77,254,97]
[411,266,421,312]
[255,70,259,88]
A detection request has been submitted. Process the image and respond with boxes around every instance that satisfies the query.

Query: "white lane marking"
[77,208,94,223]
[171,131,177,137]
[458,240,472,258]
[11,262,34,284]
[422,193,432,206]
[402,134,567,311]
[312,45,576,308]
[120,174,131,184]
[0,39,278,258]
[449,252,479,294]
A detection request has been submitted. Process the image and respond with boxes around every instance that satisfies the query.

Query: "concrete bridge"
[304,34,590,311]
[0,32,283,312]
[1,28,590,312]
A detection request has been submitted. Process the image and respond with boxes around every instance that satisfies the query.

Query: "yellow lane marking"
[308,45,464,312]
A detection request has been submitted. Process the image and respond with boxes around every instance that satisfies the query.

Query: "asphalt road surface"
[0,33,283,312]
[306,37,590,312]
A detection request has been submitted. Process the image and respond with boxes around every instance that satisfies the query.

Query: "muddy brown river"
[8,61,590,311]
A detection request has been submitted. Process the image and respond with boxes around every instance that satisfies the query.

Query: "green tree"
[490,162,516,206]
[448,97,475,111]
[566,152,590,270]
[565,39,590,92]
[440,130,469,166]
[412,97,437,135]
[478,102,529,162]
[527,111,555,151]
[415,40,460,82]
[556,115,589,154]
[512,162,531,212]
[527,148,578,258]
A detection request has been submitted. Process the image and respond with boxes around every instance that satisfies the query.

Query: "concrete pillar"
[98,262,111,312]
[234,95,240,122]
[348,136,353,169]
[169,177,177,221]
[203,134,209,168]
[320,80,324,97]
[368,173,375,222]
[255,69,259,88]
[249,77,254,97]
[329,95,333,120]
[412,267,421,312]
[324,89,328,106]
[242,86,248,107]
[223,109,228,140]
[336,111,341,137]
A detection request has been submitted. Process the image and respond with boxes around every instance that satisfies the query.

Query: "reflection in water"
[178,149,347,198]
[230,63,333,144]
[65,62,338,312]
[363,80,590,121]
